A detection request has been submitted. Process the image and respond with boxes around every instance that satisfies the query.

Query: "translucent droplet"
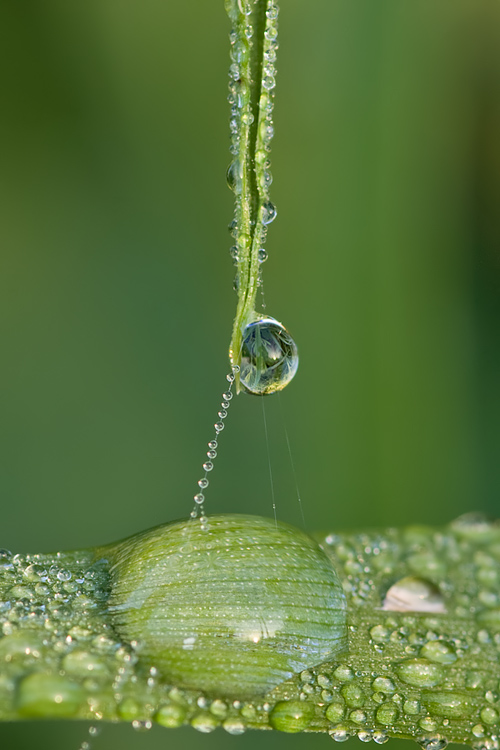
[222,391,233,401]
[155,702,186,728]
[270,700,314,733]
[230,40,249,64]
[329,726,350,742]
[357,730,372,741]
[222,717,246,735]
[207,450,217,460]
[333,665,354,682]
[372,677,396,695]
[107,515,347,700]
[240,317,299,396]
[350,710,367,725]
[325,702,345,723]
[230,245,239,261]
[422,691,473,719]
[194,494,204,505]
[208,440,218,450]
[203,462,213,472]
[480,706,499,725]
[198,478,209,490]
[417,736,448,750]
[214,421,225,433]
[396,658,444,688]
[218,410,227,419]
[261,200,277,225]
[265,25,278,41]
[450,512,498,541]
[226,162,242,194]
[258,248,268,262]
[341,683,364,707]
[420,640,457,665]
[383,576,446,613]
[241,111,255,125]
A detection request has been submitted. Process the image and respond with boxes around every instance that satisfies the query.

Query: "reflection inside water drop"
[240,317,298,395]
[383,576,446,613]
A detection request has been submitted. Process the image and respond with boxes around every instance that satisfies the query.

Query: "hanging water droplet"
[208,440,218,450]
[214,421,225,433]
[261,201,277,225]
[240,317,298,395]
[258,248,268,262]
[194,494,205,505]
[226,161,242,194]
[198,478,209,490]
[203,462,213,472]
[207,450,217,460]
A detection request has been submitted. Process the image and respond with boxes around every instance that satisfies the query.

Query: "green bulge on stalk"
[225,0,298,394]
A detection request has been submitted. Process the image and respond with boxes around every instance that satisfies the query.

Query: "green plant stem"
[226,0,277,391]
[0,515,499,747]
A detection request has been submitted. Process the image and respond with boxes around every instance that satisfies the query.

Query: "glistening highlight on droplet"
[239,317,298,395]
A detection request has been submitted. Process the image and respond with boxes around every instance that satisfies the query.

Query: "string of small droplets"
[191,364,240,530]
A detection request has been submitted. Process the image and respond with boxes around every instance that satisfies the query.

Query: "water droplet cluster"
[317,513,500,749]
[0,546,131,722]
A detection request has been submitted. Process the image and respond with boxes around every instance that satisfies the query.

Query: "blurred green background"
[1,1,499,748]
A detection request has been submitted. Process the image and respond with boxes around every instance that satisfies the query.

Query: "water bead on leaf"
[240,317,299,395]
[106,514,347,700]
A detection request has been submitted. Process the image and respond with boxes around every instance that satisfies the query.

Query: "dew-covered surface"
[315,513,500,749]
[0,512,499,750]
[225,0,298,395]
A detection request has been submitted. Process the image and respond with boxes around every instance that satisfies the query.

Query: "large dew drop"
[106,514,346,700]
[240,317,298,395]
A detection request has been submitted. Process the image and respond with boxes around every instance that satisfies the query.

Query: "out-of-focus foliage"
[0,1,499,748]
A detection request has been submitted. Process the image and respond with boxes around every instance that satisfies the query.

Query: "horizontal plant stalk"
[0,513,499,749]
